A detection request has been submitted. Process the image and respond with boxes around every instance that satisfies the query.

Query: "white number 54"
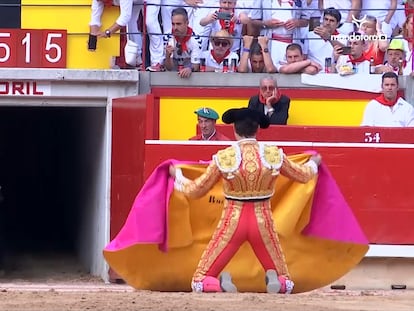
[364,132,381,143]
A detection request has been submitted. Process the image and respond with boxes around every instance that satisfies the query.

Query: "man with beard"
[164,7,202,78]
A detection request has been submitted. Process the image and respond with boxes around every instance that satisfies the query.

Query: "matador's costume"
[175,138,318,294]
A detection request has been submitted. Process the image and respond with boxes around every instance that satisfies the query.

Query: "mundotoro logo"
[330,15,388,42]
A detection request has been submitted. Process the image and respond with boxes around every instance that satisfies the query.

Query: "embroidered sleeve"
[179,161,221,199]
[280,153,317,183]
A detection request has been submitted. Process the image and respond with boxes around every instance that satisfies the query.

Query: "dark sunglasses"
[213,40,230,47]
[261,86,275,91]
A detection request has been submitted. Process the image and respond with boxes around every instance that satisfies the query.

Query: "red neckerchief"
[211,49,230,64]
[405,4,414,16]
[219,10,235,35]
[258,92,281,104]
[174,27,193,52]
[375,94,398,107]
[347,53,366,65]
[98,0,113,6]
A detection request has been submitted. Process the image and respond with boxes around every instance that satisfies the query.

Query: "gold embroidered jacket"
[178,139,317,200]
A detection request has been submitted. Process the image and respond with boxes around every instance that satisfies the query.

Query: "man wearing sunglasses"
[199,30,239,72]
[247,76,290,125]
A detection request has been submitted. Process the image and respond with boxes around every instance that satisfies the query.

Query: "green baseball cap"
[194,107,219,120]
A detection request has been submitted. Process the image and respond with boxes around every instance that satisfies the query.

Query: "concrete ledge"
[0,68,139,82]
[328,258,414,290]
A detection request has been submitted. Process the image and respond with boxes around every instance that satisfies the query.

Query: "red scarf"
[174,27,193,53]
[375,94,398,107]
[347,53,366,65]
[219,10,235,35]
[211,49,230,64]
[259,92,281,104]
[98,0,113,6]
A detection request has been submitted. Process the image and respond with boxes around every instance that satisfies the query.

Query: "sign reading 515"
[0,29,67,68]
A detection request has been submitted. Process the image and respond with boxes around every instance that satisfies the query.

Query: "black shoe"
[219,272,238,293]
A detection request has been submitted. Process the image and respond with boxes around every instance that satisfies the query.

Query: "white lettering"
[331,34,388,42]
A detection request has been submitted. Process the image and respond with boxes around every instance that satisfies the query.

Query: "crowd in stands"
[88,0,414,77]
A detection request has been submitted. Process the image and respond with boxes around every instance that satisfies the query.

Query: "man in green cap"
[189,107,231,141]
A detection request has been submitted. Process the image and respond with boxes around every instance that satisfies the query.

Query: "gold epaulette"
[260,144,283,175]
[214,145,241,179]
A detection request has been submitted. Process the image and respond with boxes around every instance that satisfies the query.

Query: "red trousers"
[192,199,290,282]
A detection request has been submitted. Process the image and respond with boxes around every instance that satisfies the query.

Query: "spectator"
[333,32,370,74]
[238,35,277,73]
[400,13,413,70]
[189,108,231,141]
[307,7,345,71]
[361,72,414,127]
[375,39,410,75]
[361,0,397,38]
[358,15,387,66]
[199,30,239,72]
[238,0,263,36]
[247,76,290,125]
[277,43,321,74]
[189,0,219,51]
[88,0,144,67]
[199,0,250,53]
[146,0,190,72]
[164,7,202,78]
[258,0,310,67]
[319,0,361,35]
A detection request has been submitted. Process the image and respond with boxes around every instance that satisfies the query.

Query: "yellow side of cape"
[104,154,368,293]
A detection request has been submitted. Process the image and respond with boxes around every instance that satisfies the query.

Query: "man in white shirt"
[307,7,344,71]
[361,72,414,127]
[333,32,370,74]
[319,0,361,35]
[164,7,202,78]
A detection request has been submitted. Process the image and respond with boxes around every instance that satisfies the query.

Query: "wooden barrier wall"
[143,125,414,245]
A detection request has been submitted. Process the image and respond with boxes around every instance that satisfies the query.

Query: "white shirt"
[362,0,392,22]
[361,97,414,127]
[164,32,202,68]
[307,31,334,69]
[89,0,143,27]
[336,55,370,74]
[200,50,239,71]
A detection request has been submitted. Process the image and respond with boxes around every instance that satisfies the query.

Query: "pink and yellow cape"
[103,153,369,293]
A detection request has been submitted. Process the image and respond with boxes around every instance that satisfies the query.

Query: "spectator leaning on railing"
[238,35,277,73]
[277,43,321,74]
[164,7,202,78]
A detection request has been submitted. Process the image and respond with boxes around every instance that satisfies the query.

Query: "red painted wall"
[111,95,153,239]
[143,125,414,245]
